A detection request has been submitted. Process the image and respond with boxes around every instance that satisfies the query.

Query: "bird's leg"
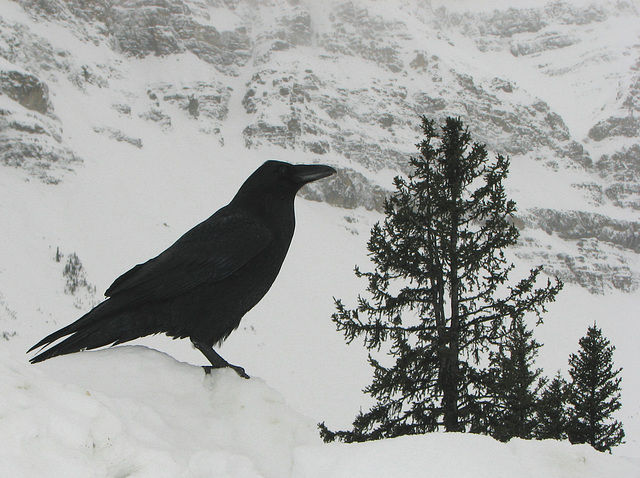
[192,340,250,379]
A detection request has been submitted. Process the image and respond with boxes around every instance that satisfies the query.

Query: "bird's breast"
[179,229,293,345]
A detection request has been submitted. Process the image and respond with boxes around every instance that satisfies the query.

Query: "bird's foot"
[202,364,250,379]
[193,340,250,379]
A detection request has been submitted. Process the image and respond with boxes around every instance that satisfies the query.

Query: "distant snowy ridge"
[1,0,639,292]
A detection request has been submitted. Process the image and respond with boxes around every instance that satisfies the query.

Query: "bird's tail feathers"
[29,324,113,364]
[27,300,113,354]
[28,301,158,363]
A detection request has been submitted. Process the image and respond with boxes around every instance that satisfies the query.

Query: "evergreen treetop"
[483,316,545,441]
[566,323,624,452]
[534,372,569,441]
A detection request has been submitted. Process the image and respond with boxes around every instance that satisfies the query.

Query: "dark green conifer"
[534,372,568,440]
[483,317,544,441]
[320,116,562,442]
[566,324,624,452]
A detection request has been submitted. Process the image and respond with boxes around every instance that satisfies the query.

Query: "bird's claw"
[231,364,250,379]
[202,364,250,379]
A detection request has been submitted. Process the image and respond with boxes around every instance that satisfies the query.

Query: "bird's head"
[234,160,336,206]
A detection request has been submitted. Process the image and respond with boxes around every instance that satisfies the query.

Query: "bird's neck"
[231,194,296,234]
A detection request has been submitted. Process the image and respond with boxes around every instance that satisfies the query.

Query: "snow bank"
[295,432,640,478]
[2,345,639,478]
[1,345,319,478]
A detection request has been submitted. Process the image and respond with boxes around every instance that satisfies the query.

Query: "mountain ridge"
[1,0,639,294]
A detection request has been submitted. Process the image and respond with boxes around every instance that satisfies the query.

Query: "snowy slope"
[2,344,639,478]
[1,0,640,475]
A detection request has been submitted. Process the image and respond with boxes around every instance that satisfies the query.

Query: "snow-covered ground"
[3,344,639,478]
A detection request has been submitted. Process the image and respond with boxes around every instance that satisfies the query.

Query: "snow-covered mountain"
[1,0,640,476]
[2,0,640,292]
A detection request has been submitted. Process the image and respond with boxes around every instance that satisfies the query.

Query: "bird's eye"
[278,166,288,175]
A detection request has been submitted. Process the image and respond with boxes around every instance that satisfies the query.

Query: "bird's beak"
[293,164,337,184]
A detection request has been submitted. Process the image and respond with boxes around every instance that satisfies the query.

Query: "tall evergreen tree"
[566,324,624,452]
[534,372,568,440]
[320,116,562,443]
[483,316,544,441]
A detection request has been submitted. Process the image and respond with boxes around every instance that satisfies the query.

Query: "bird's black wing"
[104,207,272,307]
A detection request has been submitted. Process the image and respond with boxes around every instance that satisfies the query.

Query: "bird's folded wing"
[104,211,272,306]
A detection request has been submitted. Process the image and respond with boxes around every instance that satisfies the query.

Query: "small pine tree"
[483,316,544,441]
[63,253,88,295]
[535,372,568,440]
[566,324,624,452]
[320,116,562,442]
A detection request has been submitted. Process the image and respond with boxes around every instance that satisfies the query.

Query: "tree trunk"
[443,172,462,432]
[441,340,461,432]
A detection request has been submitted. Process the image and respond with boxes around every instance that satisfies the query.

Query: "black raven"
[28,160,336,378]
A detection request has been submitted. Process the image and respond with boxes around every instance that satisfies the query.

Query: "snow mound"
[2,345,639,478]
[1,346,318,478]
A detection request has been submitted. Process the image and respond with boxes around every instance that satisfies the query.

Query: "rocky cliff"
[1,0,639,293]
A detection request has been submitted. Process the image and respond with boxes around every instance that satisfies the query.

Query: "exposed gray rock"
[107,1,252,74]
[183,26,251,73]
[18,0,108,24]
[543,2,608,25]
[436,1,618,53]
[0,58,80,183]
[491,78,514,93]
[622,62,640,113]
[93,126,143,148]
[109,1,188,55]
[300,167,387,212]
[252,9,314,64]
[243,120,296,149]
[0,17,71,77]
[521,208,640,253]
[510,32,578,57]
[440,2,611,36]
[516,236,638,294]
[571,182,606,207]
[264,8,313,48]
[588,115,640,141]
[330,135,409,173]
[604,182,640,211]
[593,144,640,210]
[0,69,51,115]
[69,64,110,90]
[410,52,429,71]
[483,8,545,36]
[412,93,447,115]
[559,141,592,168]
[0,105,81,184]
[597,143,640,178]
[112,103,132,116]
[437,7,544,42]
[447,76,581,163]
[322,2,405,72]
[155,81,232,121]
[139,107,172,129]
[15,0,252,75]
[241,68,415,172]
